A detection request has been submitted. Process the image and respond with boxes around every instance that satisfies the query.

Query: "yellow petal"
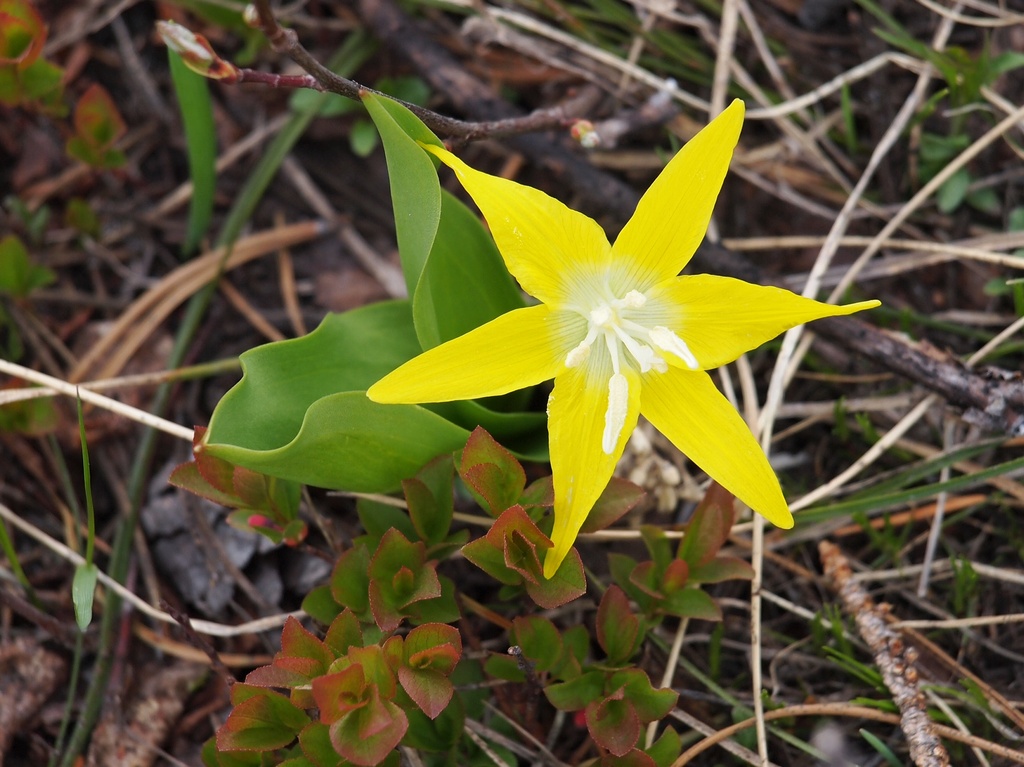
[641,368,793,529]
[650,275,880,369]
[367,305,577,403]
[610,99,744,291]
[543,363,642,578]
[422,143,612,306]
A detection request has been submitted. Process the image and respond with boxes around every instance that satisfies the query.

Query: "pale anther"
[565,342,590,368]
[621,290,647,308]
[650,327,699,369]
[602,373,629,454]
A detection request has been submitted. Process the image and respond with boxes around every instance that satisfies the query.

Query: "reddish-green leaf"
[329,688,407,766]
[586,693,640,757]
[596,586,640,665]
[544,670,605,711]
[67,84,126,166]
[525,546,586,609]
[402,455,454,545]
[661,559,690,593]
[397,666,453,719]
[677,483,735,567]
[511,616,563,672]
[663,587,722,621]
[311,665,367,724]
[330,543,371,616]
[323,609,363,657]
[580,478,644,534]
[217,687,309,751]
[688,556,754,584]
[615,669,678,723]
[0,0,45,66]
[601,749,657,767]
[403,623,461,673]
[458,427,526,516]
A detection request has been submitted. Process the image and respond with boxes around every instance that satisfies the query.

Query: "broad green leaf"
[413,189,524,350]
[361,91,444,296]
[168,49,216,255]
[207,392,469,492]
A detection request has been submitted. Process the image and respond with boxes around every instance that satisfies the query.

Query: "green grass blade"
[168,49,216,256]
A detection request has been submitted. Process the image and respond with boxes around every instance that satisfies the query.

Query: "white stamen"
[602,373,629,454]
[650,327,699,369]
[620,290,647,308]
[565,342,590,368]
[589,305,612,325]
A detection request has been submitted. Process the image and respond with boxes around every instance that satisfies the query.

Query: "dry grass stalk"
[819,540,951,767]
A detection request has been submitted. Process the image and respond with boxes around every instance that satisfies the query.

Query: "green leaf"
[458,427,527,516]
[596,586,640,665]
[360,91,444,296]
[586,694,640,757]
[677,483,734,567]
[204,303,471,491]
[0,234,54,297]
[168,48,216,255]
[511,616,563,672]
[217,686,310,751]
[646,726,681,767]
[403,455,454,546]
[349,119,379,157]
[937,167,970,214]
[413,189,524,350]
[545,670,605,711]
[72,563,98,631]
[329,689,407,765]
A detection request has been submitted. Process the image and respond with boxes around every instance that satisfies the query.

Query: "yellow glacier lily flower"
[367,99,879,578]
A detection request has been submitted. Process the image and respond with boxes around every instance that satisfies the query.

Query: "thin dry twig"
[819,540,951,767]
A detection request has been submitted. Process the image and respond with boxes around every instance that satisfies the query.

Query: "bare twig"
[819,541,951,767]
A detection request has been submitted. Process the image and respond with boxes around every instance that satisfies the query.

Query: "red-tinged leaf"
[281,518,308,546]
[628,561,665,601]
[504,528,543,583]
[580,478,645,534]
[544,670,605,712]
[586,694,640,757]
[662,587,721,621]
[510,616,562,672]
[526,546,586,609]
[297,723,348,767]
[0,0,45,66]
[520,475,553,508]
[688,556,754,584]
[346,645,398,697]
[216,688,309,751]
[397,666,453,719]
[661,559,690,593]
[646,726,682,767]
[245,657,322,689]
[404,623,461,673]
[311,665,366,724]
[403,455,453,545]
[677,483,735,567]
[329,688,407,766]
[616,669,678,723]
[367,580,404,633]
[461,535,521,586]
[596,586,640,665]
[192,427,236,494]
[600,749,657,767]
[169,460,239,507]
[323,609,363,657]
[71,83,125,151]
[279,617,332,669]
[330,544,370,615]
[458,427,526,515]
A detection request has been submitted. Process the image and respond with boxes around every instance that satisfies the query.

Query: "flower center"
[564,289,698,454]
